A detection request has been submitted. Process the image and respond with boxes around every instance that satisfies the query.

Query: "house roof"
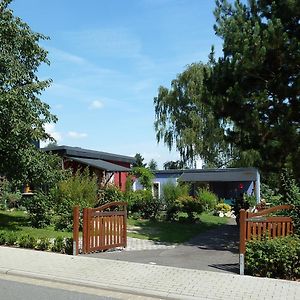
[43,145,135,164]
[177,168,259,182]
[68,157,131,172]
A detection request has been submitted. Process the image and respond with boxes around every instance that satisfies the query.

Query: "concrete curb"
[0,267,180,300]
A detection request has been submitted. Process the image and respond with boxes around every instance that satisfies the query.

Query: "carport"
[178,168,260,203]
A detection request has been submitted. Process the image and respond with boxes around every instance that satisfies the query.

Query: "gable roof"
[43,145,135,164]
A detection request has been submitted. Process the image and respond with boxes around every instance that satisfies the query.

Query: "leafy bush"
[132,167,154,190]
[51,236,65,253]
[0,179,22,209]
[177,195,204,222]
[23,192,53,228]
[36,237,51,251]
[5,232,17,246]
[162,182,190,221]
[0,231,6,245]
[196,188,218,212]
[125,190,160,219]
[215,203,232,213]
[51,169,98,231]
[65,237,73,255]
[97,184,124,207]
[18,234,37,248]
[246,235,300,280]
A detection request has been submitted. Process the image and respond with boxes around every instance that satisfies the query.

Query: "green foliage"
[5,231,17,245]
[148,159,158,171]
[154,63,233,168]
[196,188,218,212]
[0,231,6,245]
[0,179,22,209]
[36,237,51,251]
[215,203,231,213]
[125,175,134,193]
[18,234,37,249]
[0,1,61,186]
[243,194,257,208]
[162,182,190,221]
[64,237,73,255]
[125,190,160,219]
[209,0,300,183]
[23,192,53,228]
[163,160,188,170]
[260,183,282,205]
[177,195,204,222]
[246,235,300,280]
[278,170,300,234]
[51,236,65,253]
[132,167,154,191]
[97,184,124,207]
[133,153,146,167]
[51,169,98,231]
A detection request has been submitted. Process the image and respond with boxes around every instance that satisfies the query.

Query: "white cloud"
[40,123,62,147]
[49,47,86,64]
[68,131,88,139]
[89,100,104,109]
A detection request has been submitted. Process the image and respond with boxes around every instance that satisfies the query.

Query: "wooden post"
[73,206,79,255]
[82,208,88,254]
[123,204,127,248]
[239,209,246,275]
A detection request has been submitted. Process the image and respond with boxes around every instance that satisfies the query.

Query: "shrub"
[36,237,51,251]
[162,182,190,221]
[132,167,154,191]
[5,232,17,246]
[196,188,218,212]
[23,192,53,228]
[51,236,65,253]
[177,195,204,222]
[0,231,6,245]
[215,203,232,213]
[246,235,300,280]
[97,184,124,207]
[65,237,73,255]
[0,179,22,209]
[51,169,98,231]
[18,234,37,248]
[125,190,160,219]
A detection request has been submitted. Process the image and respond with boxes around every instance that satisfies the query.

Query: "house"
[43,145,135,191]
[134,168,260,203]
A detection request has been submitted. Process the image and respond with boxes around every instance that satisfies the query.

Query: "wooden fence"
[239,204,293,275]
[73,202,127,255]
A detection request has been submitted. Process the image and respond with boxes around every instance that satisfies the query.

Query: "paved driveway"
[85,220,239,274]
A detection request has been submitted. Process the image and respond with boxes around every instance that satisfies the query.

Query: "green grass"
[0,210,72,238]
[127,213,228,243]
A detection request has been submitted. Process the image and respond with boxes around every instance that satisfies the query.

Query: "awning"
[178,169,258,182]
[68,157,131,172]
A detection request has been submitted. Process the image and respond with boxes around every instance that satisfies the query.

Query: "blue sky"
[11,0,223,168]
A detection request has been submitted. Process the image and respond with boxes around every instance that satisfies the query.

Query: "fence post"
[73,206,79,255]
[239,209,246,275]
[124,203,127,248]
[82,208,88,254]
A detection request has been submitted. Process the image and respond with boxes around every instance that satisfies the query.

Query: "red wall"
[106,160,131,192]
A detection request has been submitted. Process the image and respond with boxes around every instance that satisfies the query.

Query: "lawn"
[0,210,72,238]
[0,210,229,243]
[127,213,229,243]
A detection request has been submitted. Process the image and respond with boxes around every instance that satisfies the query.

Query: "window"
[152,182,160,199]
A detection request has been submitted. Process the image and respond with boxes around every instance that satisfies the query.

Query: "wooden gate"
[239,204,293,275]
[73,202,127,255]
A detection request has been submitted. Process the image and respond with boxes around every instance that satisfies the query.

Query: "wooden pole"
[82,208,88,254]
[239,209,246,275]
[124,203,127,248]
[73,206,79,255]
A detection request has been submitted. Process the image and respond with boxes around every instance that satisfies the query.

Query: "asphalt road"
[0,274,153,300]
[86,221,239,274]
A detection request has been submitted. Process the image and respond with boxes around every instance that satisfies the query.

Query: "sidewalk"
[0,246,299,300]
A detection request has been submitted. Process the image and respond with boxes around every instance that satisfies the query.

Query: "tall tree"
[163,160,188,170]
[154,62,235,168]
[133,153,146,167]
[0,0,60,186]
[148,159,158,171]
[208,0,300,183]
